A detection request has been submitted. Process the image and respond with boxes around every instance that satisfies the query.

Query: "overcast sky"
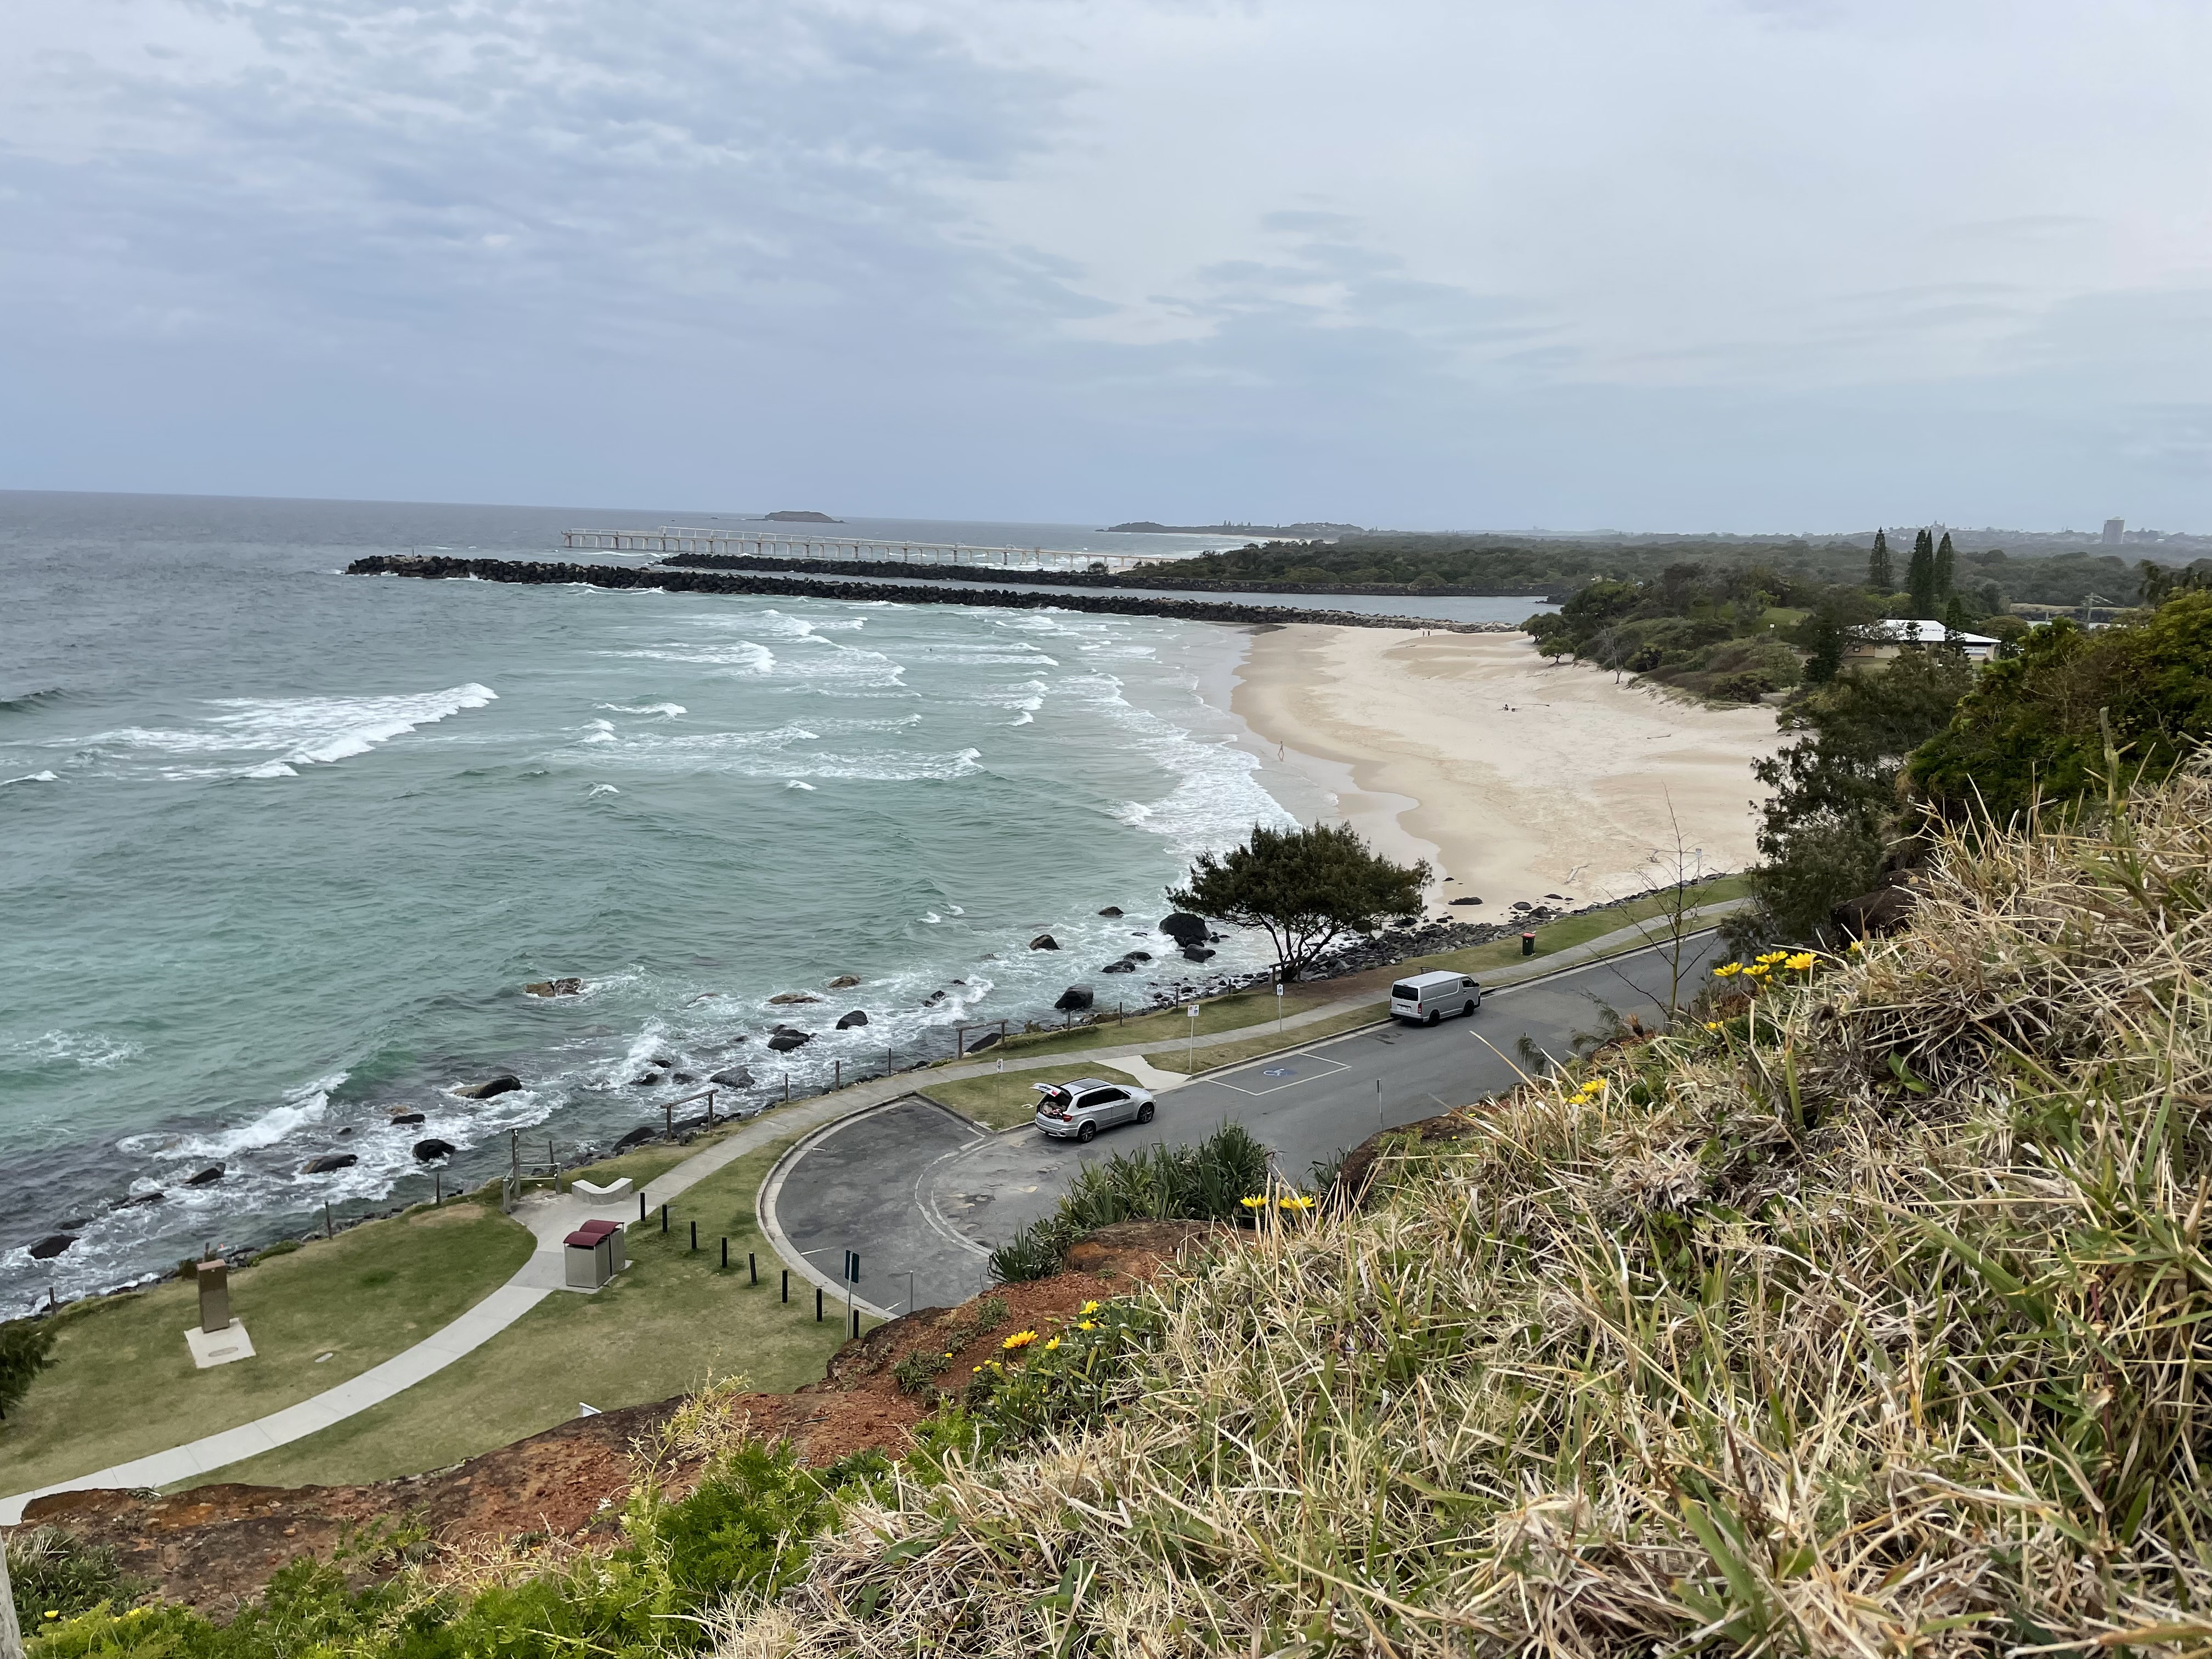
[5,1,2208,531]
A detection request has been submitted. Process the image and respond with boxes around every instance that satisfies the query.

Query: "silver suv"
[1033,1077,1156,1142]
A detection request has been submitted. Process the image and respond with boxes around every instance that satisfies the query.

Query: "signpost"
[1187,1003,1200,1071]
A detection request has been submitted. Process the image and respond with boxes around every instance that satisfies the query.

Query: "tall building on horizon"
[2104,518,2126,544]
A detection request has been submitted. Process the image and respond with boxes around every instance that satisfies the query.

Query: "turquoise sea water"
[0,493,1544,1316]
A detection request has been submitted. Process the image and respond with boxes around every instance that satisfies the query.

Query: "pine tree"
[1907,529,1938,616]
[1934,532,1956,599]
[1942,592,1970,636]
[1867,530,1893,591]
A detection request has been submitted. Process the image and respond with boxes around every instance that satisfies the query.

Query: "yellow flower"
[1786,951,1816,972]
[1239,1195,1268,1210]
[1713,962,1742,978]
[1848,939,1865,952]
[1080,1300,1100,1315]
[1045,1336,1060,1351]
[972,1365,984,1373]
[1744,963,1771,978]
[1002,1329,1038,1350]
[1703,1020,1722,1032]
[1755,951,1790,966]
[1278,1194,1315,1210]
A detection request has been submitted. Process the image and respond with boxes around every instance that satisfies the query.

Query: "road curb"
[755,1099,932,1322]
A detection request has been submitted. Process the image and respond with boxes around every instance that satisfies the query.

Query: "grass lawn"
[918,1064,1142,1130]
[1144,880,1751,1074]
[0,1199,532,1496]
[195,1133,855,1491]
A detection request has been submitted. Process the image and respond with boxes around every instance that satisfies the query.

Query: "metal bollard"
[690,1220,697,1251]
[720,1237,727,1268]
[640,1191,647,1221]
[782,1268,789,1302]
[749,1252,758,1284]
[661,1203,668,1233]
[815,1286,823,1321]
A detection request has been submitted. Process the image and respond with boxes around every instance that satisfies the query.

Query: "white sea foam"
[601,702,686,716]
[131,1071,346,1161]
[588,782,620,797]
[786,780,816,789]
[77,685,498,777]
[2,769,60,785]
[3,1029,139,1070]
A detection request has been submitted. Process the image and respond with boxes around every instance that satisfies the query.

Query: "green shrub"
[0,1317,57,1419]
[8,1527,143,1628]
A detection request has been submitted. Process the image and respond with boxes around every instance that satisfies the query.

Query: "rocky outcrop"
[523,978,583,997]
[1101,960,1138,973]
[1054,986,1096,1012]
[1181,947,1217,963]
[388,1111,425,1126]
[300,1154,359,1175]
[1159,913,1209,946]
[613,1125,659,1152]
[1098,906,1124,917]
[826,974,862,989]
[453,1074,521,1100]
[184,1165,226,1186]
[709,1066,755,1088]
[964,1031,1004,1053]
[768,992,822,1006]
[835,1009,870,1029]
[1029,934,1059,951]
[29,1233,77,1260]
[767,1029,813,1053]
[1448,895,1483,906]
[412,1139,456,1162]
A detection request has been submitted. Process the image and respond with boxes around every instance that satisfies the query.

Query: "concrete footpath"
[2,899,1737,1522]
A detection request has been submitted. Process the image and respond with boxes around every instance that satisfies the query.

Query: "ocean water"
[0,493,1337,1316]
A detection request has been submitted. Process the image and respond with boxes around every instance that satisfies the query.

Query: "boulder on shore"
[454,1074,521,1100]
[1159,912,1209,946]
[523,977,583,997]
[767,1030,813,1053]
[768,992,822,1006]
[826,974,862,989]
[412,1139,456,1162]
[184,1164,226,1186]
[1448,896,1483,906]
[1028,933,1059,951]
[1097,906,1124,918]
[964,1031,1003,1053]
[836,1009,870,1029]
[709,1066,755,1088]
[1101,960,1138,973]
[301,1153,359,1175]
[1181,946,1217,963]
[29,1233,77,1260]
[1054,986,1096,1012]
[1121,949,1153,962]
[614,1125,659,1152]
[388,1110,426,1126]
[629,1074,663,1088]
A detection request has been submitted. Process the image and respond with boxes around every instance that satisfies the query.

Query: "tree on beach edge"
[1170,822,1429,981]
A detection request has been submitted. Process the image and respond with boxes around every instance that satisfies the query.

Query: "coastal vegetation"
[1167,821,1429,980]
[35,762,2212,1656]
[1737,588,2212,947]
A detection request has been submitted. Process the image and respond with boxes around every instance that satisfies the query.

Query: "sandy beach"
[1230,625,1786,922]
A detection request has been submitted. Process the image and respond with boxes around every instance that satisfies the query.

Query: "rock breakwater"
[344,555,1519,633]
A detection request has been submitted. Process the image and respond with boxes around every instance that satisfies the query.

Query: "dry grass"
[716,760,2212,1656]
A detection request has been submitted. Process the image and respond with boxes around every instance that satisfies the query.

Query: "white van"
[1390,970,1482,1025]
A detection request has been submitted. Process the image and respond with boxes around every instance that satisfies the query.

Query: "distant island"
[758,510,843,524]
[1105,520,1364,537]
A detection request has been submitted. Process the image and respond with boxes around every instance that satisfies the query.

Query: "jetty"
[562,525,1160,573]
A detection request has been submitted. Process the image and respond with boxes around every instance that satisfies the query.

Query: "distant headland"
[1104,520,1364,537]
[757,510,843,523]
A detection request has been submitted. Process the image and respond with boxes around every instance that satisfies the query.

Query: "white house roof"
[1860,619,1998,646]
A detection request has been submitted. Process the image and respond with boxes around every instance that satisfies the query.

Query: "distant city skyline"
[3,1,2208,533]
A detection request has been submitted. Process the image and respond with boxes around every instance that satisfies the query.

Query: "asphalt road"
[769,929,1729,1312]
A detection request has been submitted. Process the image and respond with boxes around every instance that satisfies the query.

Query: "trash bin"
[565,1227,613,1290]
[577,1217,625,1273]
[1521,930,1536,956]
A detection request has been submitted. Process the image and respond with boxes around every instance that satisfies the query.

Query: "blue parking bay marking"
[1216,1050,1350,1096]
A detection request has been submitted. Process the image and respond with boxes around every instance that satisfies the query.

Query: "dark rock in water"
[614,1125,659,1152]
[650,1054,680,1069]
[1028,933,1059,951]
[29,1233,77,1260]
[629,1073,663,1088]
[1448,896,1483,906]
[836,1009,870,1029]
[1159,913,1208,946]
[826,974,862,989]
[301,1153,359,1175]
[980,952,999,960]
[454,1074,521,1099]
[1121,949,1153,962]
[767,1030,812,1052]
[1181,946,1216,963]
[965,1031,1003,1053]
[1098,906,1124,917]
[412,1138,456,1162]
[671,1071,698,1084]
[923,990,947,1006]
[117,1190,166,1209]
[1101,960,1138,973]
[59,1218,90,1228]
[524,977,584,997]
[771,1024,806,1038]
[388,1111,426,1127]
[184,1164,226,1186]
[709,1066,755,1088]
[1054,986,1096,1012]
[336,1126,355,1136]
[768,991,822,1006]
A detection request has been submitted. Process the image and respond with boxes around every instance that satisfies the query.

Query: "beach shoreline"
[1222,623,1785,924]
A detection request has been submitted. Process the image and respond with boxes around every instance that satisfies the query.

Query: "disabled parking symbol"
[1261,1066,1297,1077]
